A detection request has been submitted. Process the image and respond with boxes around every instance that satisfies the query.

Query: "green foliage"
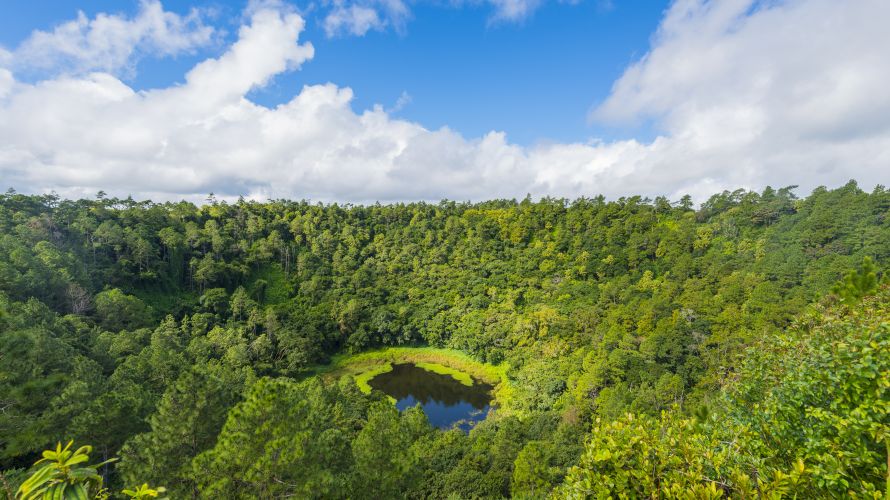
[322,346,510,405]
[351,403,431,498]
[94,289,152,331]
[117,364,252,497]
[512,441,560,497]
[831,256,881,304]
[728,286,890,496]
[353,362,393,394]
[15,441,113,500]
[14,442,167,500]
[120,484,166,499]
[197,288,228,316]
[0,299,107,463]
[559,285,890,498]
[192,377,370,498]
[1,185,889,497]
[557,411,812,499]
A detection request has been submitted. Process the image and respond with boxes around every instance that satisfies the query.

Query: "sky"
[0,0,888,203]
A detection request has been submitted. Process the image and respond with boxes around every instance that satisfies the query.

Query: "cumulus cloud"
[0,0,888,204]
[0,69,13,99]
[5,0,214,77]
[589,0,890,198]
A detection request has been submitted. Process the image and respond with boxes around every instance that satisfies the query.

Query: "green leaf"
[17,465,56,494]
[48,482,65,500]
[63,454,89,467]
[63,484,89,500]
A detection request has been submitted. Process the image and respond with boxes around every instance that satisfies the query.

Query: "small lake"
[368,363,493,431]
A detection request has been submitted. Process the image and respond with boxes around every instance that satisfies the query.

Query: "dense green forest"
[1,181,888,498]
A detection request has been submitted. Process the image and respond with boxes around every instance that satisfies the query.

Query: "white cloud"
[321,0,560,37]
[7,0,214,77]
[388,91,412,113]
[180,9,313,105]
[324,4,386,37]
[0,0,888,204]
[322,0,410,37]
[589,0,890,196]
[0,69,13,99]
[487,0,545,23]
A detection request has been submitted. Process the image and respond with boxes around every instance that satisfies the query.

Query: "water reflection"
[368,363,493,431]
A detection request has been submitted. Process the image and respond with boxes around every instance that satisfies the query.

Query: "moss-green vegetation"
[328,346,506,383]
[319,346,511,406]
[353,362,393,394]
[415,362,473,386]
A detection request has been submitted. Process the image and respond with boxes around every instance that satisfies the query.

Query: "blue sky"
[0,0,886,203]
[0,0,668,145]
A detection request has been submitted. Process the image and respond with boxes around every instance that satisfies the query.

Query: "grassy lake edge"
[315,347,513,409]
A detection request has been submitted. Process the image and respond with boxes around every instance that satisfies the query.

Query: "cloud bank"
[0,0,888,203]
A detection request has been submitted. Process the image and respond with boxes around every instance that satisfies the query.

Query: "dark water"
[368,363,493,431]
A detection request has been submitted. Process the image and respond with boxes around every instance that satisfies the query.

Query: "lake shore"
[315,346,514,409]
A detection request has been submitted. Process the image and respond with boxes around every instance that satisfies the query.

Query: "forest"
[0,180,887,498]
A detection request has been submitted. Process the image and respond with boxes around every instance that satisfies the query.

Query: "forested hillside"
[1,181,888,498]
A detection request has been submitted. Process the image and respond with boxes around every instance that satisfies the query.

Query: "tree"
[728,286,890,496]
[66,284,92,315]
[831,256,880,304]
[118,364,251,497]
[562,286,890,498]
[351,403,430,499]
[198,288,228,316]
[193,377,368,499]
[511,441,559,497]
[94,289,152,331]
[558,410,810,499]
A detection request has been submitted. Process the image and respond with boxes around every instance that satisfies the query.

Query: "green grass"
[316,346,514,409]
[415,362,473,386]
[354,362,393,394]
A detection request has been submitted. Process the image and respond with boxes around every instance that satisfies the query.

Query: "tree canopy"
[1,182,888,497]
